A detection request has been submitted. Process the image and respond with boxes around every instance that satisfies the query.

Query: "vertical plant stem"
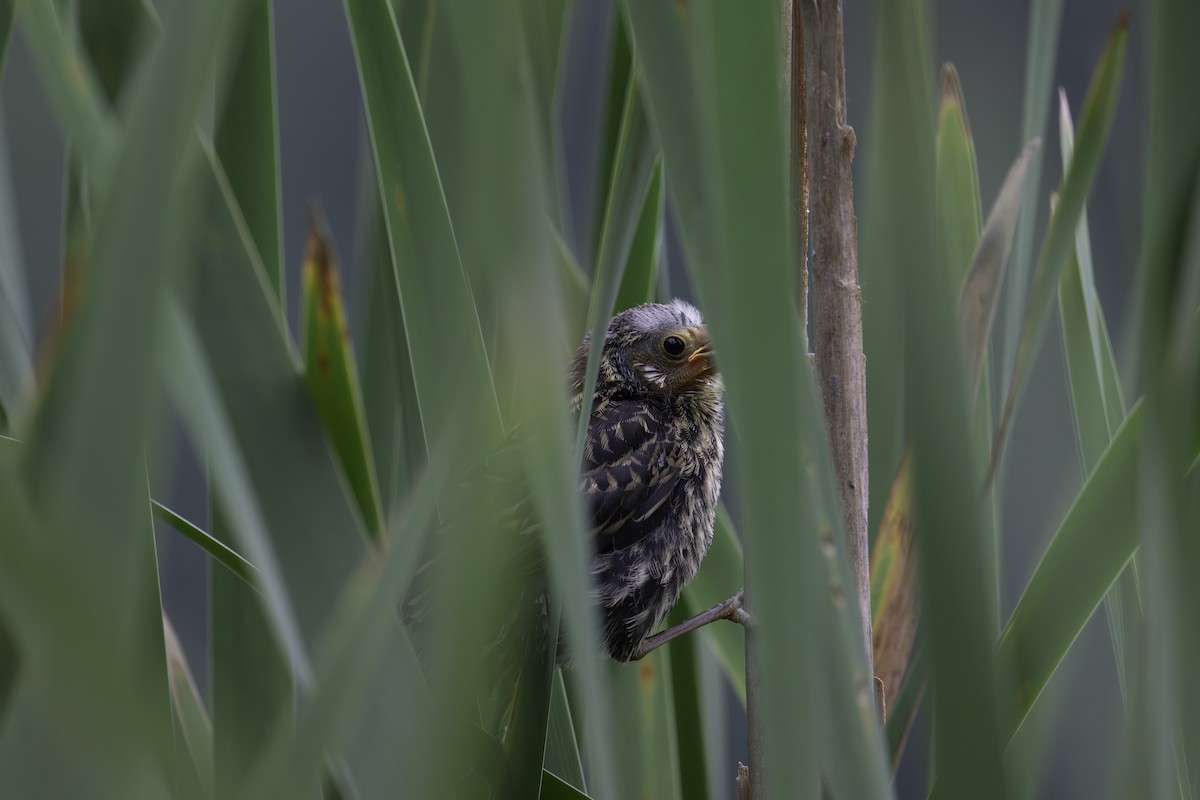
[785,0,810,346]
[792,0,811,345]
[743,623,767,799]
[800,0,873,673]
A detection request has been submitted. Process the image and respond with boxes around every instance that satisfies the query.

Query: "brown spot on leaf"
[317,351,330,375]
[305,205,341,321]
[629,156,640,176]
[394,185,406,215]
[638,661,654,685]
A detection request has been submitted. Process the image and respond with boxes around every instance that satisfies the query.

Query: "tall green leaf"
[343,0,502,454]
[1054,88,1139,706]
[625,3,890,797]
[215,0,282,299]
[682,506,746,703]
[237,455,445,800]
[1003,0,1066,398]
[3,2,248,792]
[990,16,1128,481]
[996,402,1143,739]
[300,216,385,540]
[0,113,31,424]
[1135,0,1200,791]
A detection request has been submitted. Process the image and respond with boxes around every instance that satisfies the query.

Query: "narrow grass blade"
[163,302,313,685]
[358,205,426,509]
[591,12,632,262]
[572,57,657,459]
[666,607,713,800]
[885,645,925,775]
[76,0,157,104]
[959,138,1040,403]
[1135,0,1200,788]
[905,119,1007,800]
[24,0,241,598]
[551,218,591,331]
[13,2,119,189]
[990,15,1128,483]
[609,650,683,800]
[626,3,891,797]
[520,0,570,219]
[152,499,259,587]
[1054,88,1139,706]
[164,613,215,798]
[343,0,503,451]
[0,114,32,423]
[0,0,28,418]
[1,1,13,70]
[545,670,586,792]
[237,454,445,800]
[996,402,1143,739]
[216,0,283,299]
[858,0,927,541]
[682,505,746,703]
[614,159,664,313]
[542,771,595,800]
[300,213,385,540]
[11,11,246,790]
[933,69,1006,645]
[211,550,291,798]
[862,2,1008,793]
[934,64,982,288]
[1003,0,1066,394]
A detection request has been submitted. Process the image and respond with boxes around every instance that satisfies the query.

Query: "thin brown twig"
[629,588,751,661]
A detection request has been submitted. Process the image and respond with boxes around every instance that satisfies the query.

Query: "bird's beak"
[686,327,713,366]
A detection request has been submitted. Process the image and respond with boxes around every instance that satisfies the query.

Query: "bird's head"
[571,300,722,400]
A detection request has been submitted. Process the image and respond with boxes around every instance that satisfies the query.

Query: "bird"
[568,299,725,662]
[404,299,725,667]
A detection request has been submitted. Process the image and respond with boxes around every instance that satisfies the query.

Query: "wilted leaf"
[959,137,1041,402]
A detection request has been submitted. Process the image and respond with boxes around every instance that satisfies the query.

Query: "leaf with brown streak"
[301,206,385,541]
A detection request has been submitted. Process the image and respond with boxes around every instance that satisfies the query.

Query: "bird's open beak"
[687,346,712,364]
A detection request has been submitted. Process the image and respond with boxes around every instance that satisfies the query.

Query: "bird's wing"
[582,399,682,553]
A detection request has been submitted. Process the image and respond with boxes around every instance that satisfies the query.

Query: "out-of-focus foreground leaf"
[625,3,891,798]
[1,0,249,795]
[0,111,30,426]
[163,613,214,798]
[216,0,282,298]
[1134,0,1200,793]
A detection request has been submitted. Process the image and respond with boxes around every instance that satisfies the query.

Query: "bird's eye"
[662,335,687,358]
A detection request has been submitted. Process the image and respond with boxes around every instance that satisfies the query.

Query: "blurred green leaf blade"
[991,15,1128,481]
[997,401,1143,739]
[216,0,283,300]
[626,3,891,797]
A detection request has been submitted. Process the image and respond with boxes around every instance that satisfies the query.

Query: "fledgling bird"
[404,300,724,667]
[569,299,725,662]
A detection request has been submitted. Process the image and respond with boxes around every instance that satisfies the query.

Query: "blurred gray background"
[0,1,1147,796]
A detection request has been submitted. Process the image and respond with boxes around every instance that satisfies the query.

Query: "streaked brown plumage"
[569,299,725,661]
[404,300,724,665]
